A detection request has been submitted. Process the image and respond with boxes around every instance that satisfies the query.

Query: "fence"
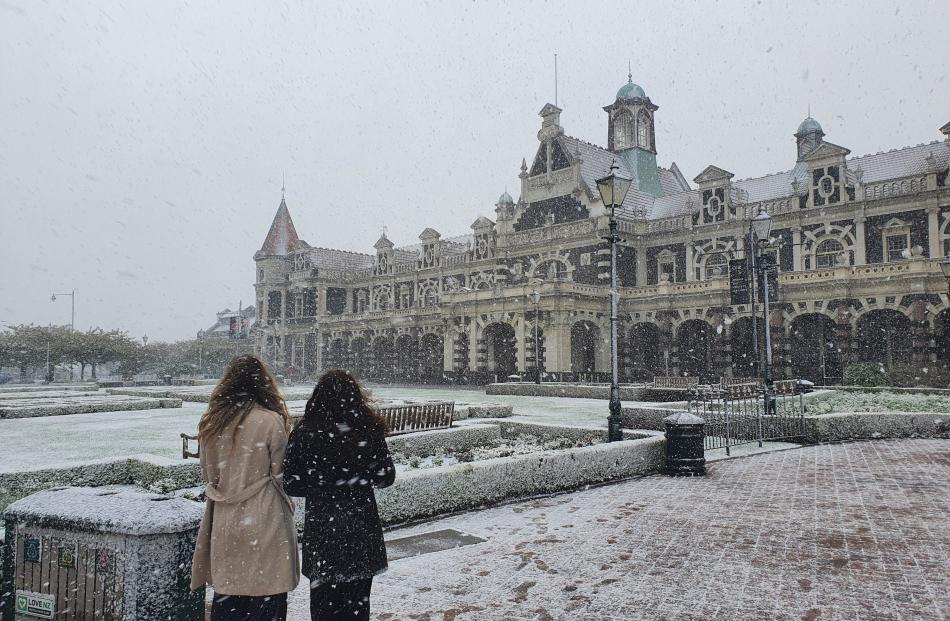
[180,400,455,459]
[688,381,806,455]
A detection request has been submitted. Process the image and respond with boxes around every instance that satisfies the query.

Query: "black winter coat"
[283,416,395,584]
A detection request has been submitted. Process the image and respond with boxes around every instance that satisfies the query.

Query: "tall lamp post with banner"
[51,290,76,380]
[750,207,777,414]
[596,161,632,442]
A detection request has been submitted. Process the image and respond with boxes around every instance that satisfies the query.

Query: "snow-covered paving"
[280,439,950,620]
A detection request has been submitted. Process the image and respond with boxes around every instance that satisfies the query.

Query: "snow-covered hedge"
[802,412,950,442]
[375,430,664,525]
[0,455,201,511]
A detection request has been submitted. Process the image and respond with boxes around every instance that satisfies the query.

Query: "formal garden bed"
[0,392,182,418]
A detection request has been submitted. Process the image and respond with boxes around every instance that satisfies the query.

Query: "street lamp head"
[142,334,148,346]
[530,290,541,305]
[940,253,950,283]
[50,294,56,302]
[595,160,633,210]
[750,208,773,243]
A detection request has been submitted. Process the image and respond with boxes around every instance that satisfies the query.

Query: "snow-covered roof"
[307,247,374,270]
[848,141,948,183]
[257,198,300,256]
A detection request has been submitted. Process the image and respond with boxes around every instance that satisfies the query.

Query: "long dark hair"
[302,369,388,438]
[199,354,290,442]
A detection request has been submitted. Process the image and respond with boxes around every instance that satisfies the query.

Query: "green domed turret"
[616,75,646,100]
[797,116,823,135]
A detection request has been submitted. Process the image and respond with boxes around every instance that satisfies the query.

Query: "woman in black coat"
[283,369,395,621]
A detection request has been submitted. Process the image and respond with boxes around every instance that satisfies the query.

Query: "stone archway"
[395,334,419,383]
[730,316,763,379]
[325,338,346,372]
[420,333,444,383]
[571,320,600,380]
[676,320,712,380]
[349,337,369,380]
[790,313,841,384]
[371,336,395,382]
[483,323,517,380]
[856,310,911,370]
[627,323,662,381]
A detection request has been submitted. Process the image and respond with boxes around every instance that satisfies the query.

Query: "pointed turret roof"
[374,233,394,250]
[258,198,300,256]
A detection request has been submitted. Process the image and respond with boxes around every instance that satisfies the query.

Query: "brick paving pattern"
[286,440,950,620]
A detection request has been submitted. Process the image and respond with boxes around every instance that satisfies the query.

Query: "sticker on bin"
[14,591,55,619]
[24,536,41,563]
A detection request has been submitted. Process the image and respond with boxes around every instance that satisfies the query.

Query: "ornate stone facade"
[254,79,950,385]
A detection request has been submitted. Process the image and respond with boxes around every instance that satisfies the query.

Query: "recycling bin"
[1,487,204,621]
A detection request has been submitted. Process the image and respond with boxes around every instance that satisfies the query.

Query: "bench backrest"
[653,376,700,389]
[181,400,456,459]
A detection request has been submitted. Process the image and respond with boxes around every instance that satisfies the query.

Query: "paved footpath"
[287,439,950,621]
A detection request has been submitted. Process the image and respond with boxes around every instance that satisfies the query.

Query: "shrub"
[843,362,887,387]
[888,363,950,389]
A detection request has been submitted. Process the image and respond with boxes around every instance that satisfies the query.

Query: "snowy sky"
[1,0,948,341]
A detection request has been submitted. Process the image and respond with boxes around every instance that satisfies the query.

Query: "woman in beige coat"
[191,354,299,621]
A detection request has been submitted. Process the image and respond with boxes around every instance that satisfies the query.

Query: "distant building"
[254,76,950,385]
[199,306,256,341]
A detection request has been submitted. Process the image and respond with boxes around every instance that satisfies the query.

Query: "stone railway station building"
[254,77,950,385]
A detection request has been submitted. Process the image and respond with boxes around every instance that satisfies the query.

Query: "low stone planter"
[485,382,650,401]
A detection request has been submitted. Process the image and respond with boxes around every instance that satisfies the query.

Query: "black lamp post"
[529,287,542,384]
[596,160,633,442]
[750,207,775,414]
[51,290,76,380]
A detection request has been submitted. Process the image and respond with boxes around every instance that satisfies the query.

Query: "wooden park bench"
[181,400,455,459]
[653,376,700,389]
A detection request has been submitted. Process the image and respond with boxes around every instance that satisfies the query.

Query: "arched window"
[543,260,567,280]
[614,111,633,149]
[637,110,651,149]
[815,239,845,268]
[704,253,727,279]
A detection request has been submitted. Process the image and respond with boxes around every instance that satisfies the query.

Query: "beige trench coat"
[190,406,300,596]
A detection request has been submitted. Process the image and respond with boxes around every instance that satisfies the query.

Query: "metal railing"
[688,381,806,455]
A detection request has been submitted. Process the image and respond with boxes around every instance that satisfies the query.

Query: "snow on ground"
[0,404,205,472]
[0,386,650,474]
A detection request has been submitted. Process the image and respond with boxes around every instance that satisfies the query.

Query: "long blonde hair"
[198,354,291,442]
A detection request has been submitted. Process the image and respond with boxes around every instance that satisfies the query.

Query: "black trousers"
[210,592,288,621]
[310,578,373,620]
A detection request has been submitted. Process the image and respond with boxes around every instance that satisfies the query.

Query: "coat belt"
[205,474,281,505]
